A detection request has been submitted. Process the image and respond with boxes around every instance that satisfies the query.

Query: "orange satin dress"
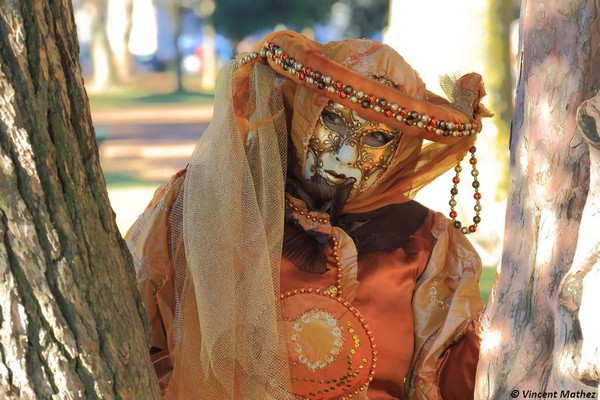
[126,170,483,399]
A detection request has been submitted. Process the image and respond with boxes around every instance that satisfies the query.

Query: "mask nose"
[335,143,358,166]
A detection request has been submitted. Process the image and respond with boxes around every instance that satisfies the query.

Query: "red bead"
[474,192,482,200]
[426,125,434,131]
[339,91,347,98]
[268,42,274,49]
[400,108,409,116]
[452,176,460,184]
[304,67,312,75]
[431,117,439,126]
[458,131,465,137]
[298,72,305,80]
[450,210,458,218]
[281,53,289,61]
[384,109,392,117]
[470,157,477,165]
[334,80,343,89]
[368,94,376,103]
[469,225,477,233]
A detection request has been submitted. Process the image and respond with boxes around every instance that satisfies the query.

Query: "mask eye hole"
[363,131,396,147]
[321,110,346,135]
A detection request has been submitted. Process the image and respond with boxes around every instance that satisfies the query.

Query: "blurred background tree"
[74,0,392,92]
[210,0,388,41]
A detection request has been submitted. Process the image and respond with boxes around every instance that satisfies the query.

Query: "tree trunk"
[476,0,600,397]
[170,3,184,93]
[0,1,160,398]
[199,24,217,92]
[111,0,135,83]
[484,0,515,199]
[89,0,120,88]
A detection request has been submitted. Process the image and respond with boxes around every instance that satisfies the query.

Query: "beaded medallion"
[279,234,376,399]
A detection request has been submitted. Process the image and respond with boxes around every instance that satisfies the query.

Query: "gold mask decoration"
[303,101,401,200]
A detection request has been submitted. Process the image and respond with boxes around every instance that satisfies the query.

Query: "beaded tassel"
[449,146,482,234]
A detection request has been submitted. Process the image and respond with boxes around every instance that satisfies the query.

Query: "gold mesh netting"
[166,61,292,399]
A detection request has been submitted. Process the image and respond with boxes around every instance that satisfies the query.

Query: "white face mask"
[303,101,402,200]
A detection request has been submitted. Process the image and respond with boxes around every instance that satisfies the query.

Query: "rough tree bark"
[0,1,160,398]
[476,0,600,397]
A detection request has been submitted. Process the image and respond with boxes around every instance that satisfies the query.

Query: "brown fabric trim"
[340,201,429,253]
[282,223,329,274]
[282,200,429,274]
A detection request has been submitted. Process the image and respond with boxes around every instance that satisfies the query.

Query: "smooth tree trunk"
[89,0,120,88]
[476,0,600,397]
[109,0,135,83]
[0,1,160,398]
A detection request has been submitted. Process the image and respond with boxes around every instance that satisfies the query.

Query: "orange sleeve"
[438,323,481,400]
[125,169,187,390]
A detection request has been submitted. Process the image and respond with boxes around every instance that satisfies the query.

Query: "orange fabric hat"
[234,30,492,213]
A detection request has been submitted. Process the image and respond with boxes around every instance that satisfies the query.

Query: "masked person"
[126,30,492,400]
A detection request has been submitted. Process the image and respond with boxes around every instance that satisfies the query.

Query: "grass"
[86,71,215,110]
[104,172,164,189]
[480,266,497,304]
[89,90,214,110]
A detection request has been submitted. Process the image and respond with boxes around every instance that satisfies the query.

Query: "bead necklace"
[448,146,482,234]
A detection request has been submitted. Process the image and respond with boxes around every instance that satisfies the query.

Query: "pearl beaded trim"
[239,41,479,139]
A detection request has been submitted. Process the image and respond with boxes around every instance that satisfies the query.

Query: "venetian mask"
[303,101,401,200]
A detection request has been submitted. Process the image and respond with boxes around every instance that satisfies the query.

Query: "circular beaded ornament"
[279,236,376,399]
